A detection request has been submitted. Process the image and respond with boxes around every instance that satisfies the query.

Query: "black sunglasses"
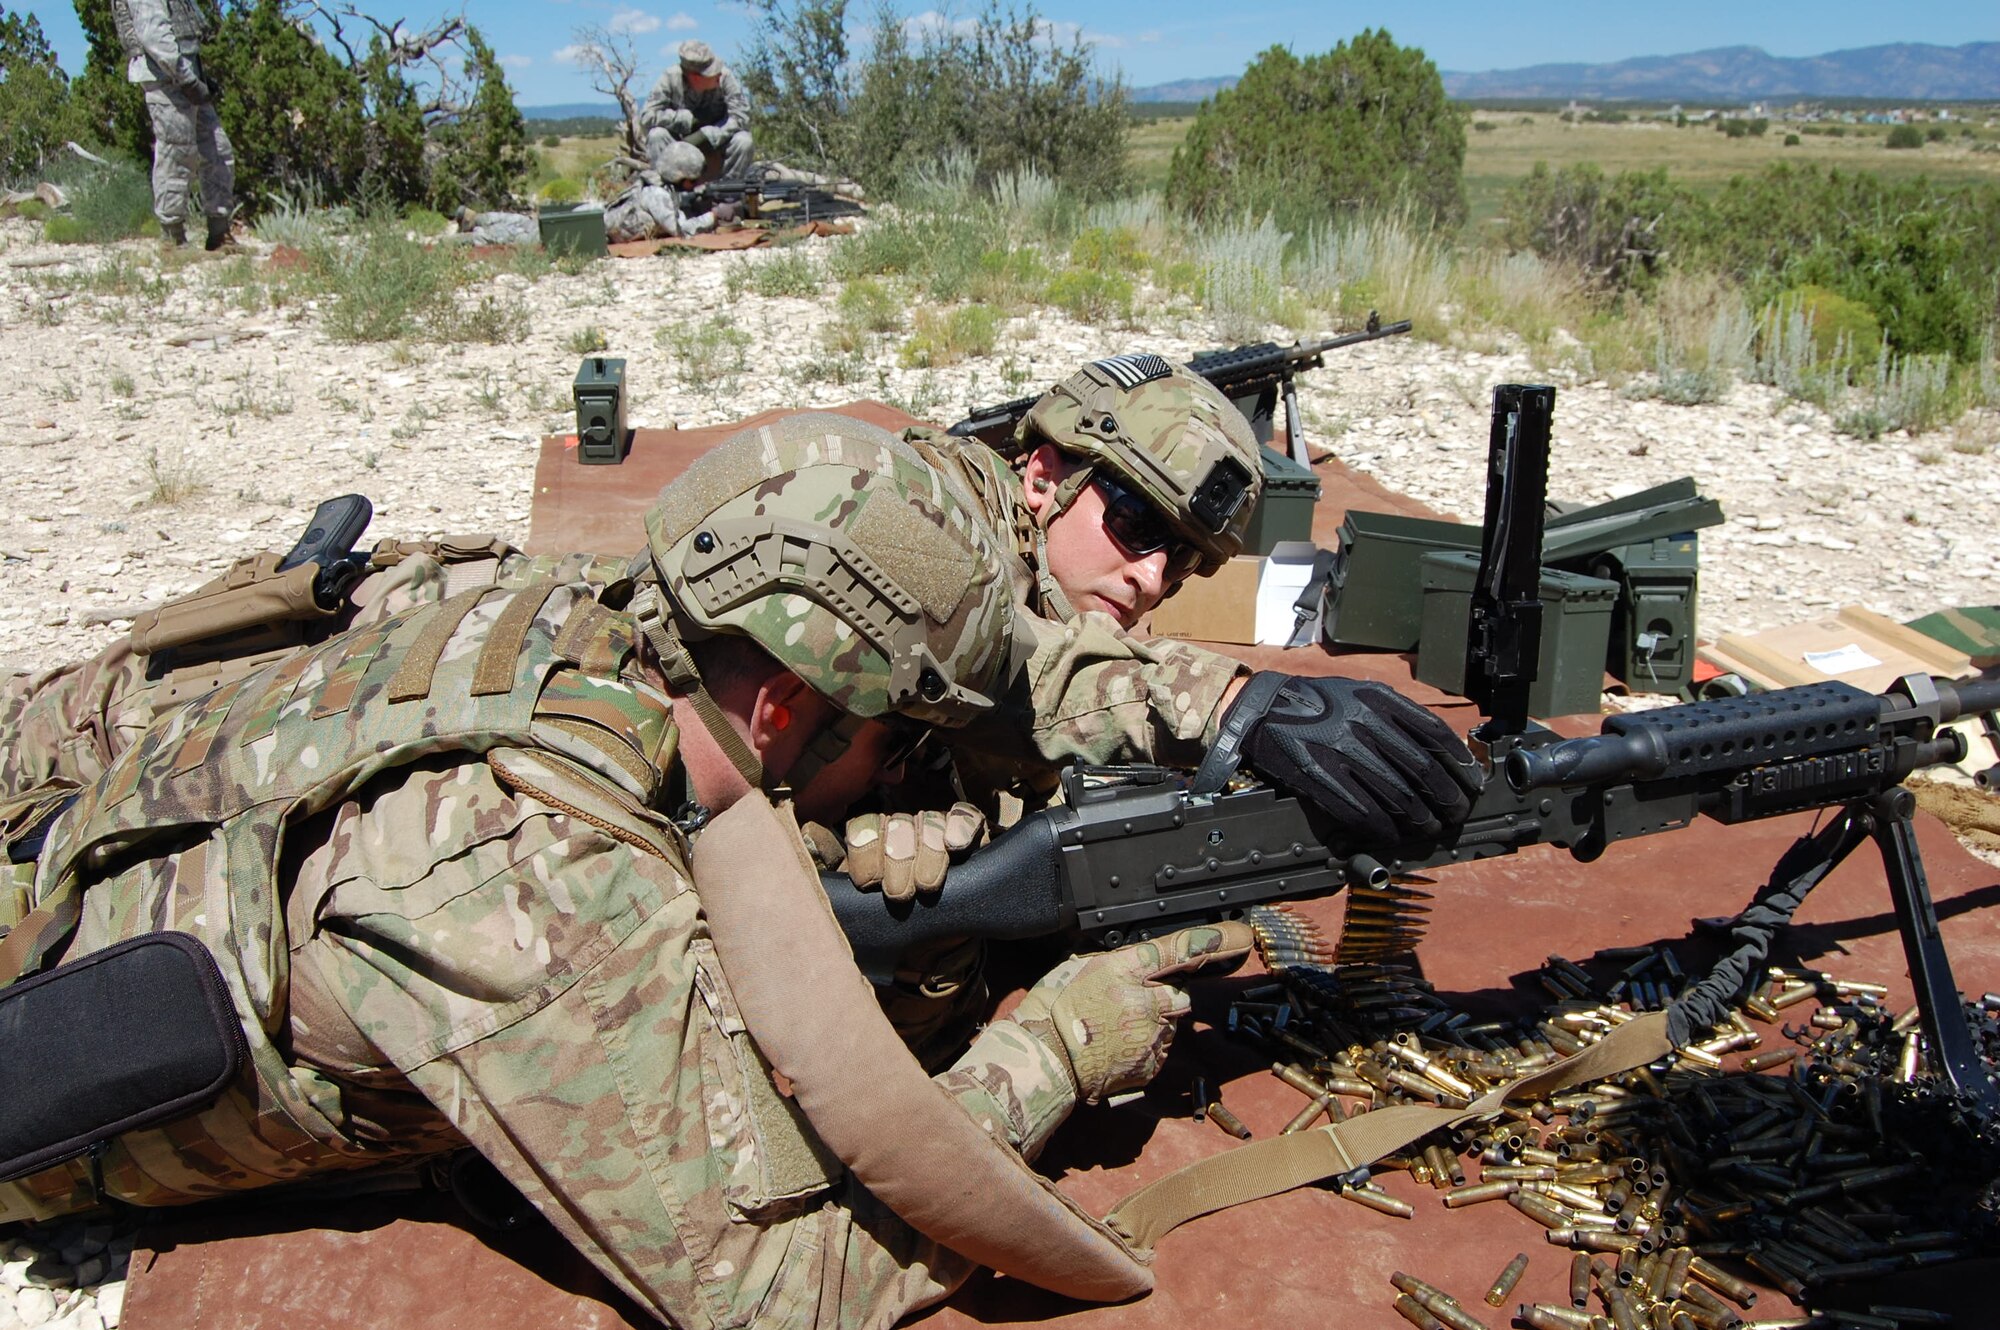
[1091,474,1204,579]
[878,717,933,772]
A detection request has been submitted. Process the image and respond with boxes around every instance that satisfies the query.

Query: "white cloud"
[902,10,979,40]
[610,7,661,34]
[552,44,586,65]
[666,12,698,31]
[1137,30,1162,44]
[499,54,533,70]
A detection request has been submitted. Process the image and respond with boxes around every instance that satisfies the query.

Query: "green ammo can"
[538,203,608,258]
[573,356,628,465]
[1324,510,1480,649]
[1242,446,1322,556]
[1414,551,1618,718]
[1583,534,1701,695]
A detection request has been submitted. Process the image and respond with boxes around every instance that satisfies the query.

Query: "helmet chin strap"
[1029,463,1096,624]
[631,583,765,790]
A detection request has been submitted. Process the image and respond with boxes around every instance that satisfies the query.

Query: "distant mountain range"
[521,102,622,121]
[1131,42,2000,104]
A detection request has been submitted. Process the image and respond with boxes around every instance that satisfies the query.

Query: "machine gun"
[827,384,2000,1113]
[691,175,864,223]
[944,314,1413,464]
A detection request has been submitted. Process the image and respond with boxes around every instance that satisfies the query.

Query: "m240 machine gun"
[945,314,1413,465]
[828,384,2000,1113]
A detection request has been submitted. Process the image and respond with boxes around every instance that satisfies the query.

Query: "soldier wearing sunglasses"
[868,356,1481,952]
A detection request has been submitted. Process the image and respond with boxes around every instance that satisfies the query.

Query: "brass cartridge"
[1568,1252,1592,1308]
[1205,1100,1252,1139]
[1342,1185,1414,1219]
[1393,1293,1449,1330]
[1444,1180,1518,1209]
[1486,1254,1529,1307]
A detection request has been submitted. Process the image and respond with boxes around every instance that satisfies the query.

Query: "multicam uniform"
[0,423,1108,1327]
[111,0,234,237]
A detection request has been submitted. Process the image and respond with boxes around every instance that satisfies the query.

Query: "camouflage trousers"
[141,79,233,225]
[643,125,754,184]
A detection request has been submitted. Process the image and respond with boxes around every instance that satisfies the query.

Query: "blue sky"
[23,1,1998,106]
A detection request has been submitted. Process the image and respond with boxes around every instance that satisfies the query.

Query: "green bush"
[539,178,583,204]
[1499,162,1689,289]
[1168,31,1465,232]
[1784,133,1801,147]
[1067,226,1147,272]
[899,304,1000,366]
[45,160,156,243]
[1886,124,1924,150]
[744,0,1129,199]
[1770,285,1883,367]
[541,134,561,148]
[1721,119,1750,139]
[836,278,902,332]
[658,320,754,393]
[308,227,465,342]
[1044,268,1133,324]
[1927,126,1948,143]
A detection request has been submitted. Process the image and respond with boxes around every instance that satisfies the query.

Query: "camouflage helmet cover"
[645,413,1017,728]
[1022,355,1263,572]
[654,141,706,183]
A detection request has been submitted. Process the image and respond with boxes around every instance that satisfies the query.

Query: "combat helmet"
[1022,355,1263,580]
[634,413,1020,790]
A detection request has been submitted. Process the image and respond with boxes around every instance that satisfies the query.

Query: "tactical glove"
[665,109,697,137]
[695,124,727,149]
[1197,672,1482,845]
[844,803,986,903]
[1008,923,1253,1104]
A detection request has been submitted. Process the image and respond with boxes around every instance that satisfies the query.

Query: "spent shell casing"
[1510,1189,1571,1230]
[1521,1307,1592,1330]
[1421,1292,1493,1330]
[1603,1286,1640,1330]
[1343,1185,1414,1219]
[1191,1076,1209,1121]
[1391,1271,1455,1304]
[1273,1061,1325,1097]
[1393,1293,1449,1330]
[1569,1251,1593,1308]
[1205,1100,1253,1139]
[1486,1253,1530,1307]
[1281,1092,1334,1135]
[1739,1047,1800,1073]
[1444,1181,1518,1209]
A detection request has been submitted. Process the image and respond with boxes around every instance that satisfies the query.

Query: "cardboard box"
[1699,605,1973,695]
[1147,543,1320,646]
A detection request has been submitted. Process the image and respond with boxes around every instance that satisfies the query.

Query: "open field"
[1119,111,2000,231]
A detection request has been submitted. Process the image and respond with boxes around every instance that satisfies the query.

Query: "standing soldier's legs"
[142,82,199,236]
[720,129,754,181]
[196,99,235,226]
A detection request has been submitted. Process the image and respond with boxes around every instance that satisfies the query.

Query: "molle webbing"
[386,586,493,702]
[473,580,560,696]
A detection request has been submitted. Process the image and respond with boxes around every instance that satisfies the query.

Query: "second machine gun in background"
[945,313,1413,465]
[826,383,2000,1117]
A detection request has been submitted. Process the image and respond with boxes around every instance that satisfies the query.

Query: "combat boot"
[160,220,188,249]
[204,216,234,252]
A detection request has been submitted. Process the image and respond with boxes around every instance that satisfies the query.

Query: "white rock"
[12,1288,56,1327]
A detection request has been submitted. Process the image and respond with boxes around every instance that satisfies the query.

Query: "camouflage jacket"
[640,63,750,139]
[0,582,1082,1328]
[899,426,1248,805]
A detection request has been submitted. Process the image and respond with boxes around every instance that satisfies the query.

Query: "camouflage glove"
[1007,923,1254,1105]
[664,108,696,137]
[844,803,986,903]
[694,124,727,149]
[1201,673,1482,845]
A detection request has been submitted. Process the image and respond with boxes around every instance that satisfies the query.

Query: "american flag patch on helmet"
[1090,354,1173,389]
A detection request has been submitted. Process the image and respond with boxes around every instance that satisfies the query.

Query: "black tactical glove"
[1193,672,1482,844]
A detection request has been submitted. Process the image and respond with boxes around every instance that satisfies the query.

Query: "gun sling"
[691,790,1153,1301]
[0,930,247,1184]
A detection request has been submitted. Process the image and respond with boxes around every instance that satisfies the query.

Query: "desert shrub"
[1769,285,1883,368]
[1198,216,1290,341]
[1784,133,1800,147]
[1168,31,1464,233]
[658,320,753,392]
[1044,269,1133,324]
[1886,125,1924,150]
[899,304,1000,367]
[1927,126,1948,143]
[541,133,561,148]
[1499,163,1691,290]
[1720,119,1750,139]
[539,178,583,205]
[836,278,902,332]
[731,248,823,299]
[45,159,155,243]
[743,0,1129,198]
[307,226,465,342]
[1836,349,1958,438]
[1067,226,1147,273]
